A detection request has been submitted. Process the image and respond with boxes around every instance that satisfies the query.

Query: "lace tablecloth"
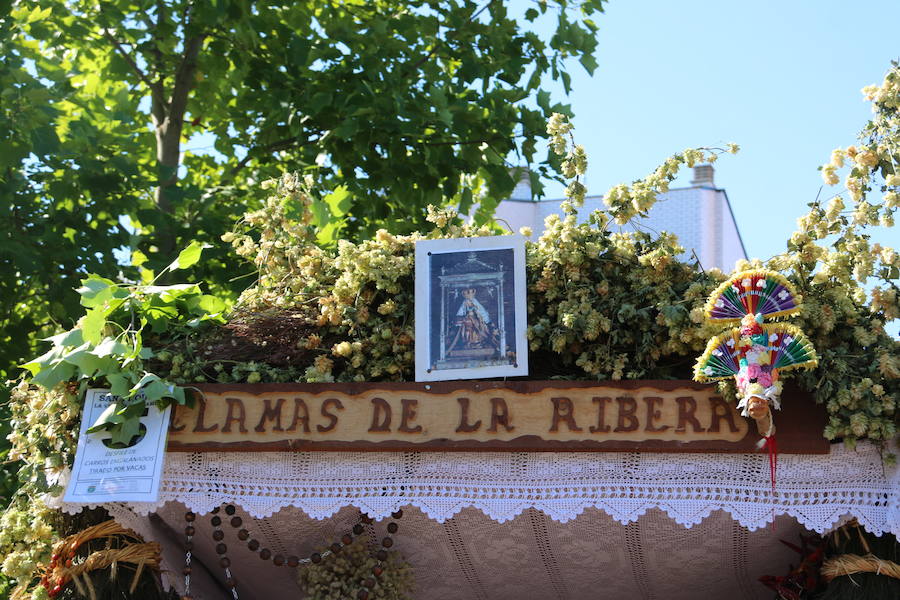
[97,441,899,536]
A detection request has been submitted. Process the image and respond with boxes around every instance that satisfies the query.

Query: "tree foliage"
[1,0,603,384]
[0,3,605,570]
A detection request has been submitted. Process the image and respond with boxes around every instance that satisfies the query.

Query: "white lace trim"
[62,442,898,536]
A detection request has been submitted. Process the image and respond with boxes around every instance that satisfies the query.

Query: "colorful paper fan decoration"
[693,270,818,434]
[766,323,818,373]
[694,330,742,382]
[703,270,801,323]
[694,269,818,515]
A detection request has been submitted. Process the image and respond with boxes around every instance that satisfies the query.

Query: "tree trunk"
[150,34,204,254]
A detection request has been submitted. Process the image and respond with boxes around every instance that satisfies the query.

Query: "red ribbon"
[762,434,778,530]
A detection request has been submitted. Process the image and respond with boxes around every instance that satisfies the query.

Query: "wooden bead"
[225,505,236,516]
[273,554,285,566]
[287,555,299,567]
[219,557,230,568]
[372,566,383,577]
[212,530,224,541]
[237,529,250,541]
[310,552,322,564]
[353,524,364,535]
[376,550,387,561]
[341,534,353,545]
[248,540,260,551]
[184,542,193,552]
[381,537,393,548]
[211,516,222,527]
[259,548,272,560]
[215,543,228,555]
[387,522,398,534]
[184,512,196,522]
[184,526,195,536]
[230,516,242,528]
[391,509,403,519]
[363,578,375,588]
[357,590,369,600]
[225,578,236,588]
[330,542,342,554]
[182,567,192,576]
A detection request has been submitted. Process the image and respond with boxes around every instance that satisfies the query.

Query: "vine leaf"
[80,306,107,345]
[167,241,211,271]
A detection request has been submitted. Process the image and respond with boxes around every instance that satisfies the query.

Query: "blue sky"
[531,0,900,261]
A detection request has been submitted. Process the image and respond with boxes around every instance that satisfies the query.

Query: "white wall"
[484,186,747,272]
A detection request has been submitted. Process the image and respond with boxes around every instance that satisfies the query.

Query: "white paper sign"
[64,389,170,504]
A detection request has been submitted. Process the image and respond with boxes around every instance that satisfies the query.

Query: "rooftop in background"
[492,164,747,273]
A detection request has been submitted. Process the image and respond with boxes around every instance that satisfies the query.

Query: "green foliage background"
[0,0,604,502]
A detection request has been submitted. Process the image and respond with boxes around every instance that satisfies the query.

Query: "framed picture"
[415,235,528,381]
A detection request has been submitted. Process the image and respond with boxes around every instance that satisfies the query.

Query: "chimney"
[509,168,532,201]
[691,164,715,187]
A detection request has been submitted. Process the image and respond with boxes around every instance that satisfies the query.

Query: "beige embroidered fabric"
[113,504,822,600]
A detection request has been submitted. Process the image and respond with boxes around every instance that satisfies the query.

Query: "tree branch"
[412,134,524,147]
[101,29,160,94]
[153,1,165,87]
[153,3,206,219]
[169,35,205,126]
[227,135,318,179]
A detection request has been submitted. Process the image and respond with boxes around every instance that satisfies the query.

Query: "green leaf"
[81,306,107,345]
[43,328,84,348]
[140,379,174,403]
[109,417,142,447]
[324,186,352,217]
[458,188,474,215]
[31,360,75,389]
[63,343,108,375]
[88,401,124,433]
[25,5,52,23]
[20,346,60,377]
[316,220,342,246]
[186,294,227,315]
[92,337,128,358]
[77,275,121,308]
[131,249,149,267]
[168,241,211,271]
[579,54,599,75]
[560,70,572,94]
[106,373,132,397]
[310,199,331,228]
[130,372,162,395]
[143,284,201,301]
[537,90,551,112]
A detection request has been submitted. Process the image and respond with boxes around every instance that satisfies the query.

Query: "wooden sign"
[167,381,828,453]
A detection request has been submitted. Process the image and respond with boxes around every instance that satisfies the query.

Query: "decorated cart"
[4,105,900,600]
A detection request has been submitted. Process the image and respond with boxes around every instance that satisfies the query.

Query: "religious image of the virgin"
[446,287,501,356]
[415,236,526,381]
[425,247,517,373]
